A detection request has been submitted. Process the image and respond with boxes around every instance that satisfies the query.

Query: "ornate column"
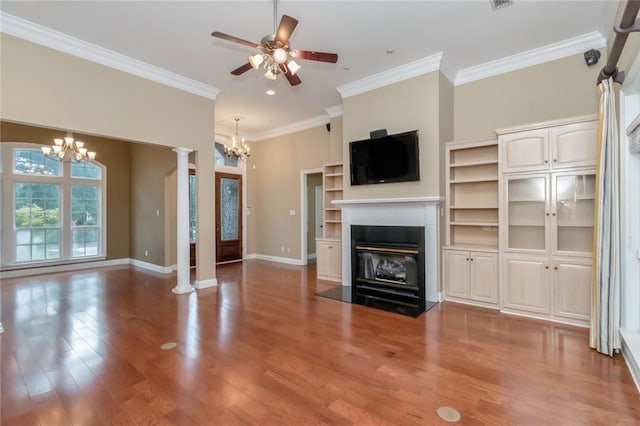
[172,147,194,295]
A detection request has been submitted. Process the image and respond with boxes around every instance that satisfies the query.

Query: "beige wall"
[1,34,217,282]
[306,173,323,254]
[0,121,131,261]
[129,143,176,266]
[246,125,331,259]
[454,53,603,141]
[342,72,442,200]
[329,116,343,162]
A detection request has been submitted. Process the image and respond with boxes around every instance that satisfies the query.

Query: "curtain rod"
[598,0,640,84]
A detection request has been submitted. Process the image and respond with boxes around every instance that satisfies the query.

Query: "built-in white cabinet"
[443,249,498,307]
[316,238,342,282]
[501,119,597,173]
[503,170,596,256]
[316,162,343,282]
[498,116,596,327]
[502,254,591,325]
[443,138,499,307]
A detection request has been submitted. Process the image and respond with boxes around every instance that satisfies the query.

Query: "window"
[2,144,106,267]
[189,171,196,243]
[215,142,238,167]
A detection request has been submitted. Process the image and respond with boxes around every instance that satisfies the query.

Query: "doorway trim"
[300,168,323,265]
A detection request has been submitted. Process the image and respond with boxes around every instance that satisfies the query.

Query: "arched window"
[2,143,106,267]
[214,142,238,167]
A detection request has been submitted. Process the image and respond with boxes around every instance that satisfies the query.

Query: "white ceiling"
[0,1,618,140]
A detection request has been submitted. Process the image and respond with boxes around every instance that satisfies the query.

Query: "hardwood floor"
[1,261,638,425]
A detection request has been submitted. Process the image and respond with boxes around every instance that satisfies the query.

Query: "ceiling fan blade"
[275,15,299,46]
[279,63,302,86]
[231,63,253,76]
[294,50,338,63]
[211,31,260,49]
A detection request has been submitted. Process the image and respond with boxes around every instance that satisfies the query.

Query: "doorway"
[301,170,323,265]
[216,172,243,263]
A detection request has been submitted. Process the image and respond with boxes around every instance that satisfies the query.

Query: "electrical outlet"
[144,250,149,257]
[289,210,295,216]
[156,209,160,216]
[287,247,291,253]
[281,246,285,252]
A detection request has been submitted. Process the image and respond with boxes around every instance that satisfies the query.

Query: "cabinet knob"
[552,213,556,216]
[544,160,549,164]
[466,258,469,261]
[554,267,558,270]
[546,213,550,216]
[553,159,557,162]
[470,258,474,261]
[328,246,333,249]
[545,266,549,269]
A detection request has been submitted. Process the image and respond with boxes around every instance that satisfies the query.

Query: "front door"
[216,172,242,263]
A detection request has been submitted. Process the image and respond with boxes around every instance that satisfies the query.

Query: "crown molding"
[438,54,456,85]
[0,12,220,100]
[337,52,444,99]
[325,105,343,118]
[455,31,606,86]
[251,114,329,141]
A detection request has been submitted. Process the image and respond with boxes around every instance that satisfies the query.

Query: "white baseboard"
[499,308,589,328]
[621,329,640,394]
[245,253,305,266]
[194,278,218,289]
[0,322,4,333]
[0,258,129,279]
[308,253,317,260]
[443,297,500,311]
[171,285,195,295]
[129,258,173,274]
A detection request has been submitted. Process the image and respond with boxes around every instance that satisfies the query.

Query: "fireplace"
[351,225,426,316]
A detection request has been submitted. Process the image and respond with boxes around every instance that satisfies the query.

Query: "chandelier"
[41,133,96,162]
[224,118,251,161]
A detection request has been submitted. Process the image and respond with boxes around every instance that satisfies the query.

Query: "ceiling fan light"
[264,68,277,80]
[249,53,264,69]
[272,48,288,64]
[288,60,301,76]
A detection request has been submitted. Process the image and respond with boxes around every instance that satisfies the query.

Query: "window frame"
[1,143,107,268]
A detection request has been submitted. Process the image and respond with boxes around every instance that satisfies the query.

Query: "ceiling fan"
[211,0,338,86]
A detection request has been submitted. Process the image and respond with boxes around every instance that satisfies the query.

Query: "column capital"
[173,147,193,156]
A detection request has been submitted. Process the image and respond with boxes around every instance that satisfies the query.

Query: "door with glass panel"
[503,174,549,253]
[215,172,242,263]
[551,171,595,255]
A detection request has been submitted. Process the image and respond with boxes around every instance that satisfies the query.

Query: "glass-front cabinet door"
[552,171,595,255]
[504,174,549,252]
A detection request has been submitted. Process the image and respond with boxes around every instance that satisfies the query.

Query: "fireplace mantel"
[333,196,443,207]
[336,196,443,304]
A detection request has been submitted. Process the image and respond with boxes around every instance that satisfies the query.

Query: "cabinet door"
[317,240,341,280]
[501,129,549,173]
[550,121,597,169]
[469,252,498,303]
[503,255,551,314]
[444,250,470,298]
[552,171,595,255]
[329,242,342,277]
[553,259,591,321]
[503,174,549,253]
[316,241,332,277]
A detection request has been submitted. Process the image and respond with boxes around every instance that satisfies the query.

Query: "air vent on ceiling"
[491,0,513,11]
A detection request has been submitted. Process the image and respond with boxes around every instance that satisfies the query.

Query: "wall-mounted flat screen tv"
[349,130,420,186]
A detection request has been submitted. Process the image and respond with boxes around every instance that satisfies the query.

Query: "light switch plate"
[289,210,295,216]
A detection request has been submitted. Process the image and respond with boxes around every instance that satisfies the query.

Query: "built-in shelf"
[325,188,342,192]
[451,178,498,184]
[445,138,499,250]
[325,219,341,223]
[325,207,341,211]
[450,205,499,209]
[450,221,499,227]
[325,173,342,177]
[450,159,499,168]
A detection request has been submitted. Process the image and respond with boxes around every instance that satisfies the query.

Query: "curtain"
[590,77,621,356]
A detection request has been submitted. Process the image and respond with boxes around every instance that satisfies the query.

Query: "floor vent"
[491,0,513,11]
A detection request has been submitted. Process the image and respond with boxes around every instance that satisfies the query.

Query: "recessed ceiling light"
[386,49,394,54]
[343,66,351,71]
[266,90,276,96]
